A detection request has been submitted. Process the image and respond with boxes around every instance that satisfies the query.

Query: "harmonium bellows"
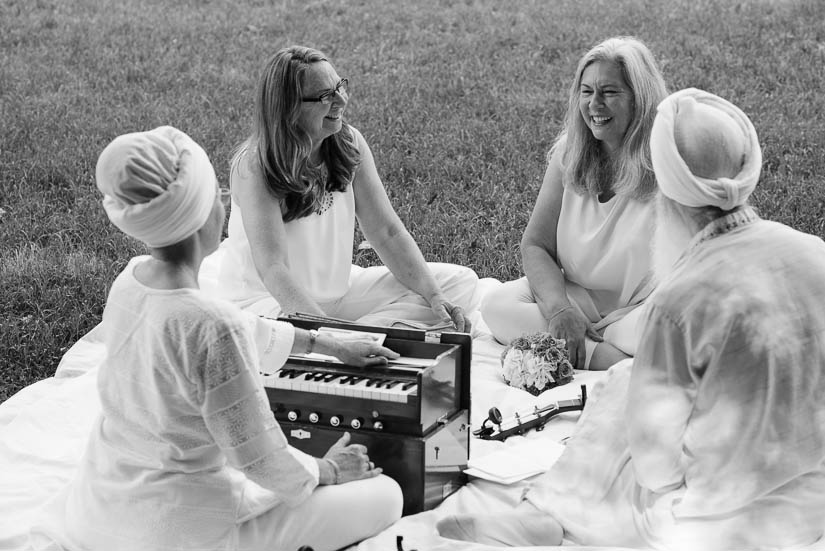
[262,317,472,516]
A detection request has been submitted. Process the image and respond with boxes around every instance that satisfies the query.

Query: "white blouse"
[217,154,357,307]
[555,184,655,327]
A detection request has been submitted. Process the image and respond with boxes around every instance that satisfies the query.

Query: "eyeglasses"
[301,78,348,105]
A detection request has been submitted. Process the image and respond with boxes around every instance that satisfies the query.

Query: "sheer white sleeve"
[199,326,317,506]
[245,316,295,375]
[627,305,693,492]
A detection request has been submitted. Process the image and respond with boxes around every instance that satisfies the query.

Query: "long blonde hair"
[234,45,360,221]
[552,36,667,201]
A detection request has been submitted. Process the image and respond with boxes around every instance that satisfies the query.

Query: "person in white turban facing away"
[207,46,479,332]
[481,37,667,370]
[29,126,403,551]
[437,89,825,550]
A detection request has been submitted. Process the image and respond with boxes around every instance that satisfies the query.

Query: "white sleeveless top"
[556,185,655,326]
[218,182,356,305]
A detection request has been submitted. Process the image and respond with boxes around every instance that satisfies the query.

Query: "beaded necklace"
[309,162,334,215]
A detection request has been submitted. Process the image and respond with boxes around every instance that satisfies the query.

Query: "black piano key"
[401,381,416,391]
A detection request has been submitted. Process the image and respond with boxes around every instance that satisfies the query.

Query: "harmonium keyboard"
[262,317,472,516]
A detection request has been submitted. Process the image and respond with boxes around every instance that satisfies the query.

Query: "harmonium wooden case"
[262,317,472,516]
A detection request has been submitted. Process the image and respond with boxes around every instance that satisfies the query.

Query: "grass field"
[2,0,824,402]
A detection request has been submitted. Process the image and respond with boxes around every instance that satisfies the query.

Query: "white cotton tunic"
[217,177,356,307]
[526,209,825,550]
[555,184,655,327]
[58,257,319,551]
[628,208,825,548]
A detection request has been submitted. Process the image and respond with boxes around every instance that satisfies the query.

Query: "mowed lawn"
[1,0,824,401]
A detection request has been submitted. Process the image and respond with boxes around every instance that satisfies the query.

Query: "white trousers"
[30,475,402,551]
[238,475,402,551]
[247,263,481,328]
[480,276,644,365]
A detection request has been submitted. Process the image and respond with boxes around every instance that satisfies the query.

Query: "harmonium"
[262,316,472,516]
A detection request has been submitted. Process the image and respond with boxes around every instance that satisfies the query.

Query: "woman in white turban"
[31,126,403,551]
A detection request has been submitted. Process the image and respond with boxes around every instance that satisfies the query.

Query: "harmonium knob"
[350,417,364,430]
[287,409,300,422]
[329,415,342,427]
[372,421,384,431]
[308,412,320,424]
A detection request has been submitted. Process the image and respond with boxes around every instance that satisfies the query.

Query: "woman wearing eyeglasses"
[211,46,479,331]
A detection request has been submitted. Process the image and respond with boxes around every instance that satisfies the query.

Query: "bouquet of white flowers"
[500,332,574,396]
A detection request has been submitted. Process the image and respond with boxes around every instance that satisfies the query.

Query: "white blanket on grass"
[3,278,825,551]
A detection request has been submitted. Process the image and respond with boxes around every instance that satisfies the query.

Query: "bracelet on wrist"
[306,329,318,354]
[547,305,575,323]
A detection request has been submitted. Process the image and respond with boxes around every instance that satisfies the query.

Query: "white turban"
[96,126,217,248]
[651,88,761,210]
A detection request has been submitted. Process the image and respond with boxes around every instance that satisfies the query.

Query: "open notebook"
[465,437,565,485]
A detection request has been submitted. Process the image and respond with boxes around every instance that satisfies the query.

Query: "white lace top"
[60,256,318,550]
